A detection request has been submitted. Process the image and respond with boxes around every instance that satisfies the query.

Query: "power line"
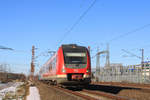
[0,45,14,50]
[0,45,32,53]
[122,49,142,59]
[56,0,98,47]
[124,44,150,51]
[109,23,150,43]
[80,0,86,8]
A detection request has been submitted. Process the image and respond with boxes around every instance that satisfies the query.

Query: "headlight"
[62,69,66,73]
[86,69,89,73]
[62,65,66,73]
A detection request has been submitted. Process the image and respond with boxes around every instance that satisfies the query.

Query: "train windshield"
[64,52,87,64]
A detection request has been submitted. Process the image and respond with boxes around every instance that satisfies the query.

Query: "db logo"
[74,69,78,72]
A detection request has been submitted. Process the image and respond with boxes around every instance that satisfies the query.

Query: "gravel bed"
[118,89,150,100]
[90,83,150,100]
[36,82,85,100]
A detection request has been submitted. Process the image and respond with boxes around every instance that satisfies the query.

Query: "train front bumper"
[57,77,91,85]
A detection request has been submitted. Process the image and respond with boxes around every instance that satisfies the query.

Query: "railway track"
[92,82,150,93]
[82,89,132,100]
[39,81,133,100]
[92,82,150,90]
[50,86,98,100]
[52,86,133,100]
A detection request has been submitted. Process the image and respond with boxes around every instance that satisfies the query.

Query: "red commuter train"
[39,44,91,86]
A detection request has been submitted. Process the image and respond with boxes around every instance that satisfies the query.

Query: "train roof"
[61,44,87,52]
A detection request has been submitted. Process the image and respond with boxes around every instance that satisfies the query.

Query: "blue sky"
[0,0,150,74]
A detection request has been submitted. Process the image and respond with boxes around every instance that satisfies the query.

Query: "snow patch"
[27,86,40,100]
[0,82,24,99]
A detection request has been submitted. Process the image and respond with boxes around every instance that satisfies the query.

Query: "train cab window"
[64,52,87,64]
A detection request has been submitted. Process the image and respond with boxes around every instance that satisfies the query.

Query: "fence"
[94,64,150,84]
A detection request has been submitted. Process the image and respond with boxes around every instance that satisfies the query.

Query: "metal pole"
[141,48,144,68]
[31,45,35,81]
[141,49,145,83]
[106,43,110,68]
[96,47,100,82]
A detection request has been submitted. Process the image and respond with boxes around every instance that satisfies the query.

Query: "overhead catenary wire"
[80,0,86,8]
[107,23,150,62]
[130,44,150,50]
[0,45,14,50]
[91,23,150,65]
[122,49,142,59]
[56,0,98,47]
[109,23,150,43]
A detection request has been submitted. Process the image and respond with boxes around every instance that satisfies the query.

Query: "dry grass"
[118,89,150,100]
[35,81,83,100]
[24,82,30,100]
[3,82,28,100]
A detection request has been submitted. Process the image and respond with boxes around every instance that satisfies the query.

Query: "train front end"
[58,44,91,86]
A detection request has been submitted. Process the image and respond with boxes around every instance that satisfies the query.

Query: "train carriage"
[39,44,91,86]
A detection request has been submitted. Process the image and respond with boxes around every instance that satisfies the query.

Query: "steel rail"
[83,89,133,100]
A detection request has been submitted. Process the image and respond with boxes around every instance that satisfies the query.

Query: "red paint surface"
[40,46,91,80]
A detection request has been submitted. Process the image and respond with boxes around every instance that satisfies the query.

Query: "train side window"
[49,64,52,71]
